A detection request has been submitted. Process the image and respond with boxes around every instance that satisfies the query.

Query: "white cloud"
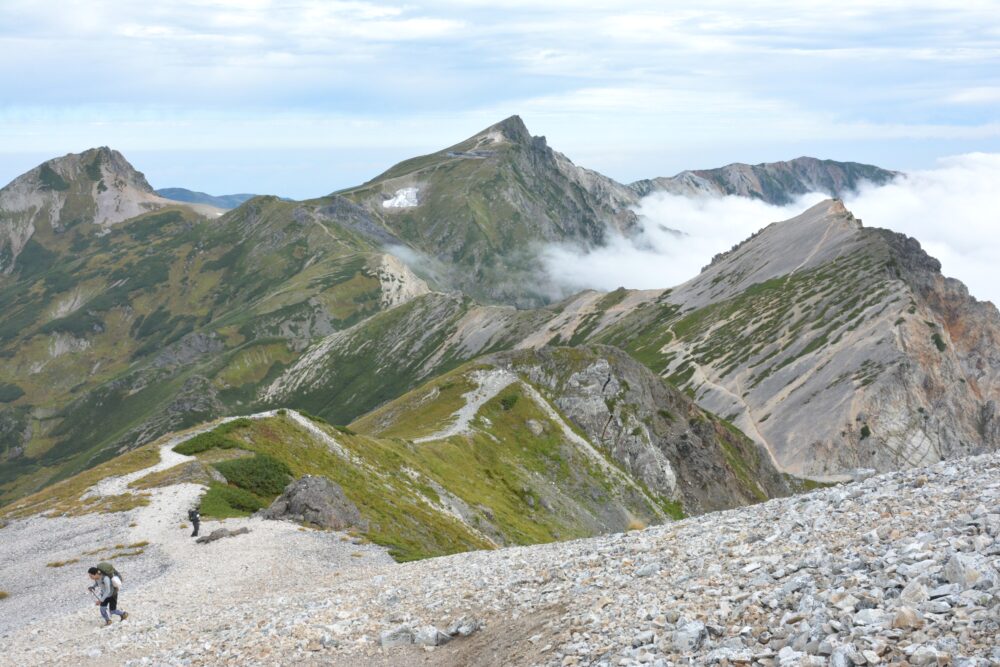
[542,153,1000,306]
[846,153,1000,305]
[541,192,826,292]
[946,87,1000,104]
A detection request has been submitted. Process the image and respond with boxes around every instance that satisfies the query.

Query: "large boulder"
[259,475,366,530]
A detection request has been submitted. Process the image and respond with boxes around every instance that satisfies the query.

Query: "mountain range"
[155,188,257,210]
[1,115,996,557]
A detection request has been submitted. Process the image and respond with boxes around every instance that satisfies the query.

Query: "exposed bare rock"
[370,253,430,309]
[0,147,217,273]
[491,345,792,514]
[611,199,1000,477]
[260,475,367,530]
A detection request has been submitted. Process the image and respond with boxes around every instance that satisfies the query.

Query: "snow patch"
[382,187,420,209]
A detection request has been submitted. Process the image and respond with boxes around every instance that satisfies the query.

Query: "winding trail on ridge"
[0,409,392,650]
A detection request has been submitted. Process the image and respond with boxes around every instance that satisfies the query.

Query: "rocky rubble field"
[4,452,1000,666]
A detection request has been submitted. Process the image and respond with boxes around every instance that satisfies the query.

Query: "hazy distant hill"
[631,156,898,204]
[156,188,257,210]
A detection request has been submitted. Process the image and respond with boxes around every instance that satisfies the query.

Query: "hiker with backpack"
[188,507,200,537]
[87,563,128,626]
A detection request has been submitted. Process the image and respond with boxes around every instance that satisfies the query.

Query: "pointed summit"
[0,148,216,274]
[472,114,533,145]
[337,115,638,305]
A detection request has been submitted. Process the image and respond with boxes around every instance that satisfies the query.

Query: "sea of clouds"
[542,153,1000,305]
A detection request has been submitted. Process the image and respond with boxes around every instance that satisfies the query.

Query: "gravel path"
[0,415,393,656]
[3,449,999,666]
[414,370,517,443]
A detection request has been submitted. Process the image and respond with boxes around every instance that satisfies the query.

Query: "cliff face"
[491,345,792,514]
[584,200,1000,477]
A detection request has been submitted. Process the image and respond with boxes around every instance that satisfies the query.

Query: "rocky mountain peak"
[30,146,155,195]
[474,114,533,145]
[0,148,198,274]
[633,157,899,204]
[679,199,865,307]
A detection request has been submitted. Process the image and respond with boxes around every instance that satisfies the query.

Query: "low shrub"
[199,483,266,518]
[213,454,292,497]
[0,382,25,403]
[173,431,239,456]
[499,394,519,411]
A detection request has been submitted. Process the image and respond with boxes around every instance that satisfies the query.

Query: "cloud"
[2,0,999,196]
[946,87,1000,105]
[846,152,1000,306]
[541,153,1000,306]
[541,192,826,293]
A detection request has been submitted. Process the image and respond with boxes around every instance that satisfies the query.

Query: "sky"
[2,0,1000,198]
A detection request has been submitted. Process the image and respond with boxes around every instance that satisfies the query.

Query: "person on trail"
[188,507,200,537]
[87,566,128,626]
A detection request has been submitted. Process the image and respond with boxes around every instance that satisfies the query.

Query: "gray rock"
[259,475,367,530]
[705,646,753,663]
[414,625,450,647]
[195,527,250,544]
[379,625,414,649]
[632,630,655,647]
[942,553,998,589]
[671,620,706,652]
[635,563,660,578]
[853,608,887,626]
[446,616,481,637]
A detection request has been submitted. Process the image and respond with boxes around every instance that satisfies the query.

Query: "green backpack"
[96,562,122,581]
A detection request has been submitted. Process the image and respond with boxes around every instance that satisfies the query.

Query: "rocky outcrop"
[632,156,898,204]
[259,475,367,530]
[0,147,185,274]
[492,345,792,514]
[369,253,429,309]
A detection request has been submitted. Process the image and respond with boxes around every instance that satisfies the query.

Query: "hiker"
[188,507,200,537]
[87,564,127,626]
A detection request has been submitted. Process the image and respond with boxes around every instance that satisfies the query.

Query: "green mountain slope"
[0,185,432,502]
[3,344,794,561]
[333,115,640,305]
[0,126,924,517]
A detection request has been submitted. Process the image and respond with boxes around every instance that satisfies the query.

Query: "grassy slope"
[332,122,615,305]
[3,352,674,562]
[0,195,394,503]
